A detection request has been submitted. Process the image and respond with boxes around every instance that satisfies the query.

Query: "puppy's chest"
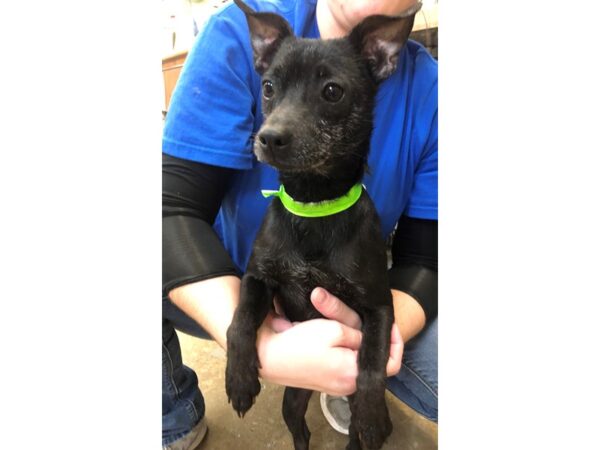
[266,254,358,320]
[262,250,341,287]
[254,232,365,321]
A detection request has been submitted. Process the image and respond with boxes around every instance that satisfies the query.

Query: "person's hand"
[255,288,403,396]
[310,287,403,377]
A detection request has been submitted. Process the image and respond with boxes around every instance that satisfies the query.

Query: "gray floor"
[178,331,438,449]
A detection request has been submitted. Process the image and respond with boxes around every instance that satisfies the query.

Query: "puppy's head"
[234,0,419,176]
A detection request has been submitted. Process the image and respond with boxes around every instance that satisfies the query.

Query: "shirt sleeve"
[405,64,438,220]
[162,6,259,170]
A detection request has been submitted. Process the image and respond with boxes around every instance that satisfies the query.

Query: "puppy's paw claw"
[345,440,362,450]
[225,360,261,417]
[354,411,392,450]
[353,389,392,449]
[226,379,260,417]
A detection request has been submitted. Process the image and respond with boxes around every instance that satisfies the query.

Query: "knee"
[386,365,438,423]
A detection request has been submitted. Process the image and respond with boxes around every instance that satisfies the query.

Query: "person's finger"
[265,314,293,333]
[311,287,362,329]
[386,323,404,376]
[326,349,359,396]
[331,323,363,350]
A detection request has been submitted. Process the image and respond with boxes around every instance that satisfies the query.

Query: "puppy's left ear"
[349,2,422,82]
[234,0,294,74]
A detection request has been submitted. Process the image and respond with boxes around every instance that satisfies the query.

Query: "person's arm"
[162,153,238,289]
[163,153,241,347]
[169,275,240,348]
[161,9,257,348]
[389,63,439,341]
[391,289,427,342]
[170,272,402,396]
[388,214,437,341]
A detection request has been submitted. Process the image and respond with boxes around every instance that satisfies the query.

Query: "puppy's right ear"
[234,0,294,74]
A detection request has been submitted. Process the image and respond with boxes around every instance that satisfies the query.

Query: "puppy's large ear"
[349,2,422,82]
[234,0,294,74]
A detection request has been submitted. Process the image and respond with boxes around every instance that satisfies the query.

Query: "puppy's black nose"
[257,128,291,153]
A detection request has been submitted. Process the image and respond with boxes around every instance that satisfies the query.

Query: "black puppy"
[226,1,420,449]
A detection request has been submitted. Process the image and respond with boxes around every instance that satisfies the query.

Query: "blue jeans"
[162,297,209,446]
[162,296,437,446]
[386,316,438,422]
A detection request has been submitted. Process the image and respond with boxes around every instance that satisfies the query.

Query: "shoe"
[320,393,350,435]
[163,417,208,450]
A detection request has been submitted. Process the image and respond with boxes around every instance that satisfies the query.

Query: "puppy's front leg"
[226,273,273,417]
[350,301,394,450]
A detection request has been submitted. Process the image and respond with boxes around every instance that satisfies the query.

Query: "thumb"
[386,323,404,376]
[330,323,363,351]
[311,287,362,329]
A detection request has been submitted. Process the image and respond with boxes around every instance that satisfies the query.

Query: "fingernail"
[312,288,325,304]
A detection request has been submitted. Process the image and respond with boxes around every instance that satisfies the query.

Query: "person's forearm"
[392,288,426,343]
[168,275,241,348]
[168,276,423,348]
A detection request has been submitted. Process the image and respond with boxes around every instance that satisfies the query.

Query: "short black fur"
[226,2,421,449]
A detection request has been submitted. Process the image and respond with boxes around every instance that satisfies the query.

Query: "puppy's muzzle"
[257,127,292,160]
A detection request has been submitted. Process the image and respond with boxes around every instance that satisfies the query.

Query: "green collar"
[261,183,363,218]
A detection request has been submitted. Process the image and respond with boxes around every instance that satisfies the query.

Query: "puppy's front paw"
[354,403,392,450]
[225,351,261,417]
[353,380,392,449]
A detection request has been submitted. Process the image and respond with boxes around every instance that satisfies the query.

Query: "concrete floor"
[178,332,438,450]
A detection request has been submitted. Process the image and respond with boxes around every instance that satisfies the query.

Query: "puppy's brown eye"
[263,80,274,99]
[322,83,343,103]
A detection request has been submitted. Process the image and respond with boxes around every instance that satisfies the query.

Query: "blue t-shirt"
[163,0,438,273]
